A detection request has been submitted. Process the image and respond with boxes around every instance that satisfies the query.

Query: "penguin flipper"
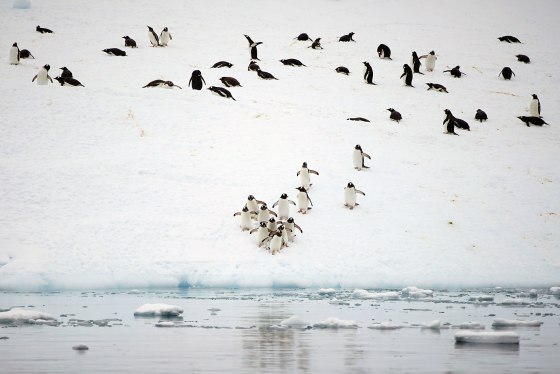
[233,212,241,216]
[249,228,259,234]
[294,224,303,233]
[363,153,371,159]
[356,190,366,196]
[289,200,296,205]
[32,74,37,82]
[48,75,53,83]
[269,210,278,217]
[272,201,279,208]
[309,170,319,175]
[256,200,266,205]
[296,171,301,176]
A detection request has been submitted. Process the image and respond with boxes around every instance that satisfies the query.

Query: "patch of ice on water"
[499,299,528,306]
[208,308,221,312]
[491,318,543,327]
[0,308,57,324]
[313,317,358,329]
[421,320,441,330]
[280,315,310,328]
[72,344,89,351]
[401,286,433,298]
[368,322,403,330]
[455,331,519,344]
[468,295,494,302]
[127,289,142,294]
[317,288,336,295]
[353,289,399,299]
[134,303,183,317]
[456,322,485,330]
[550,287,560,295]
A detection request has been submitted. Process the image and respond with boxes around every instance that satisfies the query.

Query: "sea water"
[0,288,558,373]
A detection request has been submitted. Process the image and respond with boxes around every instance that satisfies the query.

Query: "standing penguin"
[400,64,414,87]
[422,51,437,71]
[188,70,206,90]
[411,52,423,74]
[530,94,541,117]
[257,203,277,222]
[246,195,265,216]
[272,193,297,220]
[344,182,366,209]
[32,64,53,85]
[277,225,290,248]
[377,44,391,59]
[244,34,262,60]
[295,186,313,214]
[160,27,172,46]
[147,26,160,47]
[268,231,286,255]
[267,217,278,232]
[9,42,19,65]
[122,36,137,48]
[60,66,73,78]
[363,61,376,85]
[233,206,257,231]
[387,108,402,122]
[297,162,319,190]
[250,221,269,247]
[353,144,371,170]
[443,109,459,135]
[499,67,515,80]
[283,217,303,242]
[475,109,488,122]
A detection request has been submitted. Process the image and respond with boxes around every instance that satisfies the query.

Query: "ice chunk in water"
[72,344,89,351]
[280,315,310,328]
[353,289,399,299]
[455,331,519,344]
[456,322,485,330]
[134,303,183,317]
[368,322,403,330]
[550,287,560,295]
[0,308,57,324]
[401,286,433,298]
[421,320,441,330]
[491,318,543,327]
[313,317,358,329]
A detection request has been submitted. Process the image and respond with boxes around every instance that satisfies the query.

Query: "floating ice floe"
[127,289,142,294]
[550,287,560,295]
[0,308,58,325]
[317,288,336,295]
[421,320,441,330]
[72,344,89,351]
[455,331,520,344]
[491,318,543,328]
[368,322,403,330]
[401,286,433,298]
[134,303,183,317]
[455,322,485,330]
[468,295,494,302]
[312,317,358,329]
[498,299,528,306]
[280,315,310,328]
[353,289,400,300]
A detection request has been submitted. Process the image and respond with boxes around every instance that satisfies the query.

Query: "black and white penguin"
[280,58,306,67]
[211,61,233,68]
[420,51,437,72]
[246,195,264,216]
[347,117,370,122]
[143,80,182,89]
[444,109,469,132]
[268,231,286,255]
[188,70,206,90]
[60,66,73,79]
[233,206,256,231]
[122,36,137,48]
[377,44,391,59]
[19,49,35,59]
[339,32,355,42]
[283,217,302,242]
[208,86,236,100]
[529,94,541,117]
[344,182,365,210]
[475,109,488,122]
[257,203,277,222]
[54,76,84,87]
[335,66,350,75]
[443,109,459,136]
[256,69,278,80]
[387,108,402,122]
[295,33,312,41]
[400,64,414,87]
[244,34,262,60]
[267,217,278,232]
[36,25,53,34]
[309,38,323,50]
[499,67,515,80]
[411,51,423,74]
[160,27,172,46]
[147,26,160,47]
[32,64,53,85]
[443,66,465,78]
[297,162,319,190]
[295,186,313,214]
[250,221,269,247]
[353,144,371,170]
[498,35,521,43]
[9,42,19,65]
[102,48,127,56]
[219,77,241,87]
[517,116,549,127]
[272,193,297,220]
[426,83,448,93]
[515,54,530,63]
[248,60,260,71]
[363,61,375,85]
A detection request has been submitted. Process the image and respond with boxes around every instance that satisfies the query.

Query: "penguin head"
[455,65,461,69]
[287,217,294,223]
[532,94,538,99]
[248,195,255,201]
[192,70,202,77]
[278,225,285,231]
[259,221,267,228]
[163,27,168,32]
[444,109,452,116]
[44,64,50,71]
[147,26,154,31]
[242,206,249,212]
[122,36,129,39]
[362,61,369,66]
[269,217,276,223]
[387,108,394,112]
[54,76,63,83]
[430,51,435,55]
[354,144,362,150]
[36,26,40,31]
[412,51,418,56]
[296,186,307,192]
[349,32,355,36]
[302,162,307,167]
[260,203,268,210]
[12,42,18,47]
[60,67,67,71]
[280,193,288,199]
[347,182,355,188]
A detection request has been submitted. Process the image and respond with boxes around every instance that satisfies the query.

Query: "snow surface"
[0,0,559,291]
[0,308,57,324]
[133,303,183,317]
[454,331,520,345]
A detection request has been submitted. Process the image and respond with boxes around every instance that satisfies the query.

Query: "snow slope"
[0,0,559,291]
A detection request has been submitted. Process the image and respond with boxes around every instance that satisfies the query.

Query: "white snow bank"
[421,320,441,330]
[456,322,485,330]
[368,322,403,330]
[280,315,310,328]
[313,317,358,329]
[491,318,543,327]
[550,287,560,295]
[133,303,183,317]
[0,308,56,324]
[455,331,519,344]
[353,289,400,299]
[317,288,336,296]
[401,287,433,298]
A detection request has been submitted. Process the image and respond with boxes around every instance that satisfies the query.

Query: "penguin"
[122,36,137,48]
[219,77,242,87]
[248,60,260,71]
[208,86,236,100]
[257,203,277,222]
[421,51,437,71]
[339,32,355,42]
[297,162,319,190]
[295,186,313,214]
[363,61,376,85]
[347,117,370,122]
[529,94,541,117]
[353,144,371,170]
[256,69,278,80]
[36,25,53,34]
[267,231,286,255]
[377,44,392,59]
[233,206,256,231]
[267,217,278,232]
[309,38,323,50]
[443,66,465,78]
[411,51,423,74]
[295,33,312,41]
[426,83,448,93]
[53,76,85,87]
[344,182,365,209]
[283,217,302,242]
[147,26,160,47]
[9,42,19,65]
[19,49,34,59]
[60,67,73,79]
[335,66,350,75]
[443,109,460,135]
[387,108,402,122]
[280,58,306,67]
[475,109,488,122]
[142,80,182,89]
[102,48,127,56]
[454,116,470,131]
[32,64,53,85]
[211,61,233,68]
[499,67,515,80]
[277,224,290,248]
[517,116,549,127]
[246,195,265,216]
[498,35,521,43]
[188,70,206,90]
[160,27,172,46]
[250,221,270,247]
[244,34,262,60]
[400,64,414,87]
[515,54,530,63]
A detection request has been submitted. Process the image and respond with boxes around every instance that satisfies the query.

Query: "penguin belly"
[353,149,362,170]
[240,212,252,231]
[257,209,269,222]
[247,200,259,215]
[36,69,49,85]
[426,55,436,71]
[529,100,540,116]
[161,32,171,46]
[345,188,356,208]
[297,193,308,213]
[256,228,269,247]
[277,200,290,220]
[299,169,311,189]
[270,235,283,254]
[9,47,19,65]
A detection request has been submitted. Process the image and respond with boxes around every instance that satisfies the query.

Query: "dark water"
[0,288,558,373]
